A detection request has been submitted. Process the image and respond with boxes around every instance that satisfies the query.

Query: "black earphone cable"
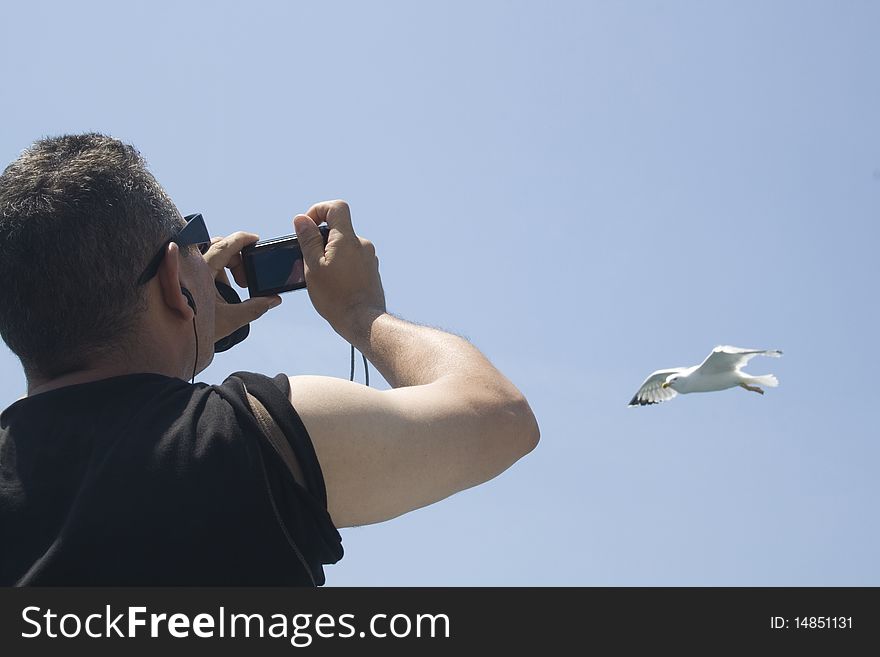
[191,316,198,385]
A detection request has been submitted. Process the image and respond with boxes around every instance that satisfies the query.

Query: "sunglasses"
[136,213,211,286]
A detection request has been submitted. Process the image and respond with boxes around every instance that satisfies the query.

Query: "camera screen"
[250,242,305,292]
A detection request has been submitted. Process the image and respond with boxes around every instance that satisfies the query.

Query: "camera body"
[241,225,330,297]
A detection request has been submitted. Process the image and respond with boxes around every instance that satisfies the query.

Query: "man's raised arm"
[287,201,539,528]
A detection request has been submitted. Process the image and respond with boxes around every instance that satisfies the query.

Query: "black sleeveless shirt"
[0,371,343,585]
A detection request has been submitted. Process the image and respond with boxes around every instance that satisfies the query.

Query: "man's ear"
[156,242,194,320]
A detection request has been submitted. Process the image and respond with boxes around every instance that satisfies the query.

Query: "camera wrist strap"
[349,344,369,386]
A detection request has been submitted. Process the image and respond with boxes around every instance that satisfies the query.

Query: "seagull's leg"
[739,383,764,395]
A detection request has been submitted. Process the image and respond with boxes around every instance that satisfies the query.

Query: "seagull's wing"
[695,345,783,375]
[628,368,685,406]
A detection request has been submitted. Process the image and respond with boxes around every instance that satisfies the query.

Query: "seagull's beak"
[661,382,670,389]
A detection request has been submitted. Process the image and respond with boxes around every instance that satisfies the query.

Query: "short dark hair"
[0,133,183,380]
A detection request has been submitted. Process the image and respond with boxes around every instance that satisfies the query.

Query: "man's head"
[0,133,206,382]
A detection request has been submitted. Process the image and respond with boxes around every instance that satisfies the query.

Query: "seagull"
[628,345,782,406]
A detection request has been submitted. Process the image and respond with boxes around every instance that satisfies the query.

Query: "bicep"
[287,374,526,528]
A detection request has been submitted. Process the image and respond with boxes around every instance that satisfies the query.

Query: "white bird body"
[628,346,782,406]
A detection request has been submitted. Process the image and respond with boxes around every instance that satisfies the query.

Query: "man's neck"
[26,347,188,397]
[23,317,199,397]
[27,367,178,397]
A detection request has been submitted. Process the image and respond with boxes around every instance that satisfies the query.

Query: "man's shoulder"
[221,370,291,397]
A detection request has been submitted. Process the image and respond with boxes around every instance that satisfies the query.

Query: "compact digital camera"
[240,225,330,297]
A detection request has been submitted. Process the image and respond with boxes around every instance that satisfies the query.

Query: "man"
[0,133,539,585]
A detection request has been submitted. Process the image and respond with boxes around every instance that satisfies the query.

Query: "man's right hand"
[293,200,386,344]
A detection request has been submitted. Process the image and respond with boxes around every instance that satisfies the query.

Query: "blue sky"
[2,0,878,585]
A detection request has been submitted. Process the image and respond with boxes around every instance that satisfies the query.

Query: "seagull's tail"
[747,374,779,388]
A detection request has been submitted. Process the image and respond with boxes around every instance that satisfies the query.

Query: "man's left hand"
[203,231,282,341]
